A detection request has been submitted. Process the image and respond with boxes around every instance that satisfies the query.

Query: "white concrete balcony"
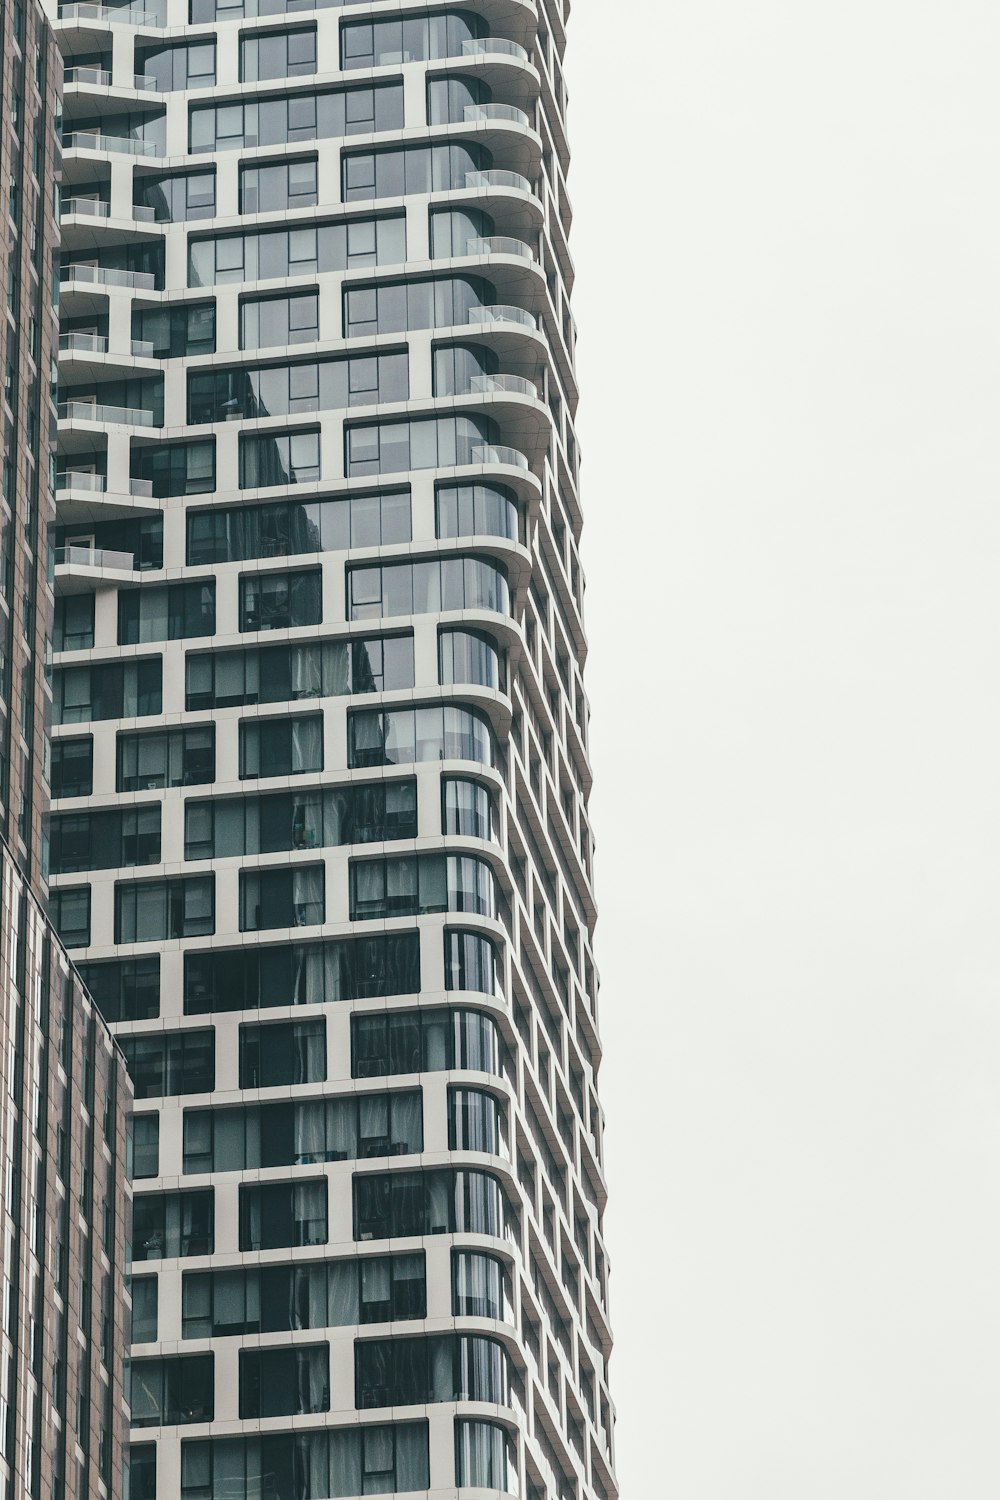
[54,544,136,594]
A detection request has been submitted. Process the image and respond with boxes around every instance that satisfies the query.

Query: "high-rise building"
[0,2,133,1497]
[49,1,617,1496]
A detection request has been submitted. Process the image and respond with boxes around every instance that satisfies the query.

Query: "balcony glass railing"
[469,303,537,330]
[132,205,157,223]
[63,130,159,157]
[465,235,533,260]
[464,168,533,195]
[55,545,135,572]
[467,373,537,398]
[131,339,156,357]
[461,37,530,62]
[59,332,109,354]
[57,3,162,24]
[60,265,157,290]
[463,102,530,128]
[64,65,111,85]
[58,400,156,427]
[62,197,110,219]
[56,472,107,494]
[471,442,529,470]
[129,477,154,497]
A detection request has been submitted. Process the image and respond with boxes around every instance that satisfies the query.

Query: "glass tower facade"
[0,2,132,1495]
[49,0,616,1495]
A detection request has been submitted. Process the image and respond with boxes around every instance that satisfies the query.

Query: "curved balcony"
[465,168,533,195]
[461,37,530,62]
[464,102,531,128]
[466,373,537,399]
[465,234,534,261]
[471,442,528,470]
[469,303,537,330]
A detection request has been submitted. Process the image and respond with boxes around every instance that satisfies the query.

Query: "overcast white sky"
[564,4,1000,1495]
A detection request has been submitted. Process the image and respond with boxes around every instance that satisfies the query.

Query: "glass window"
[241,26,317,81]
[115,877,215,943]
[188,491,409,563]
[238,155,318,214]
[117,727,215,791]
[444,929,500,995]
[239,1020,326,1087]
[78,957,161,1023]
[132,1276,159,1342]
[455,1418,517,1493]
[239,864,324,930]
[130,1115,160,1180]
[352,1007,500,1080]
[131,1355,214,1426]
[348,703,493,769]
[132,1189,214,1262]
[178,1423,428,1500]
[355,1333,508,1408]
[238,714,323,778]
[183,932,420,1016]
[121,1032,215,1099]
[241,291,318,349]
[118,580,216,644]
[51,886,90,948]
[53,593,95,652]
[129,1445,157,1500]
[353,1167,505,1241]
[51,736,93,798]
[239,1344,329,1417]
[239,568,321,631]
